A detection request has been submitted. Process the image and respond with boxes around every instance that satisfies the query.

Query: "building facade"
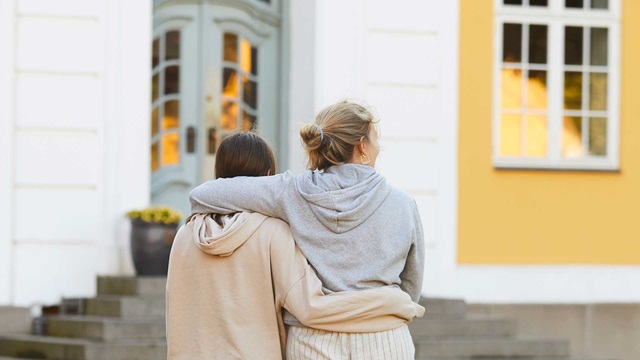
[0,0,638,308]
[458,0,640,302]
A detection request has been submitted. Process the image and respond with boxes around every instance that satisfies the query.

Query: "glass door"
[150,6,200,217]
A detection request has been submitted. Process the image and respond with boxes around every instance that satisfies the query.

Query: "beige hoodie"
[166,213,424,360]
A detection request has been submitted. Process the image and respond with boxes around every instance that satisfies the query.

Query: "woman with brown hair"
[189,101,425,359]
[167,131,423,360]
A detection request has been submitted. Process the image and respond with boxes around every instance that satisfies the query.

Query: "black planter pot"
[130,219,178,276]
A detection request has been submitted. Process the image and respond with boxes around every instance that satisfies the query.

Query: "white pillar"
[103,0,152,275]
[0,0,16,305]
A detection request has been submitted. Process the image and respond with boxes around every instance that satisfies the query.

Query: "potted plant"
[126,206,182,276]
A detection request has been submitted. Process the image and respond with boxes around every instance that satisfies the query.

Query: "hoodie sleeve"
[189,172,293,217]
[267,219,424,333]
[399,200,425,302]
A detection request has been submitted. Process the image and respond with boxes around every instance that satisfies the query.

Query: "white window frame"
[493,0,620,171]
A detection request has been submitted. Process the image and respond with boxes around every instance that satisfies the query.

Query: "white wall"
[286,0,316,173]
[0,0,150,306]
[295,0,460,298]
[0,0,16,305]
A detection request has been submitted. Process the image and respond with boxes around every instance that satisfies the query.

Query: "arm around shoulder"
[189,172,294,216]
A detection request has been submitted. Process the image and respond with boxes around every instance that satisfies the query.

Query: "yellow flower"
[125,206,182,225]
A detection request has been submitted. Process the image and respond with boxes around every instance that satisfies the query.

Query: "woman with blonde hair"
[189,101,424,359]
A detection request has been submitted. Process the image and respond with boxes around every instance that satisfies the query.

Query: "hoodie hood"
[294,164,390,234]
[190,212,268,256]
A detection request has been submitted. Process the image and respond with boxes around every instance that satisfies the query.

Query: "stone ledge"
[0,307,31,334]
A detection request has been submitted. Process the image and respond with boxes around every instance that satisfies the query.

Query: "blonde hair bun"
[300,100,376,171]
[300,124,324,152]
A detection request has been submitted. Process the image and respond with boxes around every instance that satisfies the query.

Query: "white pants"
[285,325,415,360]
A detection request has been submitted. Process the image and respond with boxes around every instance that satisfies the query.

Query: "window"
[494,0,619,170]
[151,31,181,172]
[221,33,259,133]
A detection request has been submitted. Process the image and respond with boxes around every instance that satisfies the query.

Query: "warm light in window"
[563,117,583,157]
[161,133,180,167]
[525,115,547,157]
[241,39,252,74]
[163,100,180,129]
[221,101,238,130]
[151,142,159,172]
[501,69,522,109]
[223,68,238,98]
[500,114,521,156]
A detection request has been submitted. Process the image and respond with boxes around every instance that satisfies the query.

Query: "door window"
[151,30,181,172]
[221,33,259,134]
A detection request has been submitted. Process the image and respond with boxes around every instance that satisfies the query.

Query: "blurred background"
[0,0,638,359]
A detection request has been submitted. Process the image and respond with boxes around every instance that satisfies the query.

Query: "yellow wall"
[458,0,640,264]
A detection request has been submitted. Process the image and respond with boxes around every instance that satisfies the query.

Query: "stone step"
[84,296,165,318]
[419,298,467,319]
[414,336,570,358]
[409,316,517,337]
[0,334,166,360]
[46,316,165,341]
[97,276,166,296]
[418,358,614,360]
[0,307,31,334]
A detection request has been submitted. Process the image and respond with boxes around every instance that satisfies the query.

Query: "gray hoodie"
[190,164,425,305]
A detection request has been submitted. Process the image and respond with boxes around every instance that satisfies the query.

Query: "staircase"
[411,298,595,360]
[0,277,167,360]
[0,277,613,360]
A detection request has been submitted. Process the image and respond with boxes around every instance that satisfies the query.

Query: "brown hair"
[300,100,376,171]
[214,131,276,179]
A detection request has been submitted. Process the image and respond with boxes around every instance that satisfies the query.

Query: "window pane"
[161,133,180,167]
[151,107,158,137]
[251,47,258,75]
[501,69,522,109]
[152,38,159,68]
[529,25,547,64]
[242,110,257,131]
[223,68,238,98]
[165,31,180,61]
[164,66,180,95]
[503,23,522,63]
[525,115,547,157]
[590,28,608,66]
[564,71,583,110]
[565,0,583,8]
[565,27,583,65]
[221,100,238,130]
[499,114,522,156]
[503,0,522,4]
[163,100,180,129]
[530,0,548,6]
[151,142,159,172]
[224,33,238,63]
[589,73,608,111]
[242,76,257,109]
[152,73,159,103]
[591,0,608,9]
[589,117,607,156]
[528,70,548,109]
[240,39,253,74]
[563,116,583,157]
